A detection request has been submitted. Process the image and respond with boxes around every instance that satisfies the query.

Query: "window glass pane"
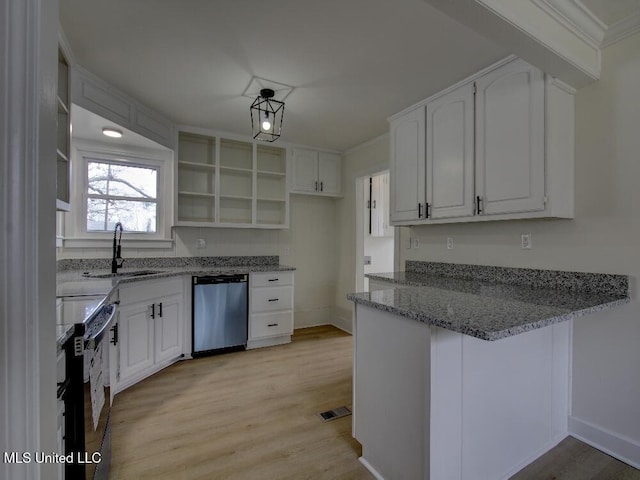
[87,198,157,233]
[87,161,157,199]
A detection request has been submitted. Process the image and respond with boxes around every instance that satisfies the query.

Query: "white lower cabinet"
[112,277,184,393]
[248,271,294,349]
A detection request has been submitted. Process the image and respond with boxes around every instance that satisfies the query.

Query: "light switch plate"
[521,234,532,249]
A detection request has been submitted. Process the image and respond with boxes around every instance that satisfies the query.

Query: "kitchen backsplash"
[56,256,280,272]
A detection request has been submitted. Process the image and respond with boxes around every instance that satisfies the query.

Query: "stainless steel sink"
[82,270,161,278]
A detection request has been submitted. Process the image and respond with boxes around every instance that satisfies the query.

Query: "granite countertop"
[348,262,629,341]
[56,256,295,346]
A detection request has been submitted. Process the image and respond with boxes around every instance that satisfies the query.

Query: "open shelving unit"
[56,47,71,211]
[175,130,289,228]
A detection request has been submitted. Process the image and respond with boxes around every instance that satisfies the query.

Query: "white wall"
[399,33,640,465]
[174,195,340,328]
[334,135,391,331]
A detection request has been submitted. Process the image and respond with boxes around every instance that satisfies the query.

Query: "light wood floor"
[110,325,640,480]
[110,326,373,479]
[511,436,640,480]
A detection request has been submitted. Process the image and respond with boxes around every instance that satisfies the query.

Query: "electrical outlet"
[196,238,206,249]
[521,234,532,249]
[447,237,454,250]
[283,246,291,256]
[412,238,419,249]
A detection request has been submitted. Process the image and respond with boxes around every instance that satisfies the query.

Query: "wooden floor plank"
[110,326,373,480]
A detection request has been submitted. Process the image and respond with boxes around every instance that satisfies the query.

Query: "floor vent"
[319,406,352,422]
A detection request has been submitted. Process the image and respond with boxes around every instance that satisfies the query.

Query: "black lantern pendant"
[250,88,285,142]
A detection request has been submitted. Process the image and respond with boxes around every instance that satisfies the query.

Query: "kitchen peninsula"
[347,262,629,480]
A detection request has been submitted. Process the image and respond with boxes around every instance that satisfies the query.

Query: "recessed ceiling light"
[102,127,123,138]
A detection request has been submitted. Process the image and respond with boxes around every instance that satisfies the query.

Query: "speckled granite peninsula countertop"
[347,262,629,341]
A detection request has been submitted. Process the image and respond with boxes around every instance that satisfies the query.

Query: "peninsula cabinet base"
[352,304,571,480]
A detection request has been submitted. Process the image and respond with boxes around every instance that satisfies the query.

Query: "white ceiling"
[60,0,638,152]
[60,0,509,152]
[581,0,640,26]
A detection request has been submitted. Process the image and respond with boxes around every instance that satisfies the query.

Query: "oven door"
[83,303,117,480]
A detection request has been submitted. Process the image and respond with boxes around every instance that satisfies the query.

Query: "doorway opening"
[355,170,395,292]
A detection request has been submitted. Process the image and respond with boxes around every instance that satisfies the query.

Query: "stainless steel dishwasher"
[192,274,248,356]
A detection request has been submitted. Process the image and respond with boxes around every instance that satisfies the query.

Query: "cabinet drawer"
[250,311,293,339]
[251,286,293,312]
[251,271,294,287]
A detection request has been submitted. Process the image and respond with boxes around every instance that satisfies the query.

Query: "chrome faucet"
[111,222,124,274]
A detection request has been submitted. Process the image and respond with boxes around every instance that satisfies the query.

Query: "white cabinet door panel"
[426,83,475,219]
[154,293,183,364]
[318,152,341,195]
[291,148,318,193]
[390,107,425,223]
[118,302,154,383]
[475,59,545,215]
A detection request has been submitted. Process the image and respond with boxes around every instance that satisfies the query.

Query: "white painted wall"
[334,135,391,332]
[398,33,640,465]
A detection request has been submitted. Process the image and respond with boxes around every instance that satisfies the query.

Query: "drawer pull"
[268,278,279,282]
[267,323,279,327]
[268,298,279,302]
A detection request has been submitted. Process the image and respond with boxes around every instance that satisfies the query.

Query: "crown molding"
[603,10,640,47]
[531,0,606,48]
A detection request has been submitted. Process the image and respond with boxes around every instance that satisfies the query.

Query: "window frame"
[65,141,173,246]
[85,157,160,234]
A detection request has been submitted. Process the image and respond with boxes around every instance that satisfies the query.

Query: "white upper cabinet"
[475,58,545,216]
[389,106,425,222]
[426,82,475,219]
[389,56,574,226]
[291,148,342,196]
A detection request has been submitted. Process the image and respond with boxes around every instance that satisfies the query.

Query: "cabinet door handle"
[150,303,155,319]
[110,324,118,346]
[268,278,279,282]
[268,298,279,302]
[425,202,430,219]
[417,203,422,218]
[373,200,376,209]
[267,323,279,327]
[476,195,483,215]
[320,181,324,192]
[158,302,163,318]
[315,181,318,191]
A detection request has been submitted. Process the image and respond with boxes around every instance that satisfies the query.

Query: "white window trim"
[64,139,174,248]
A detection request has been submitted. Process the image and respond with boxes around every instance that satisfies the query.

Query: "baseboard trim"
[331,322,353,335]
[569,416,640,468]
[358,457,385,480]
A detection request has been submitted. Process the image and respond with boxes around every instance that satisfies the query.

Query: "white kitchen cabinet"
[475,58,545,216]
[426,82,475,219]
[248,271,294,349]
[175,130,289,228]
[389,106,425,222]
[291,148,342,196]
[114,277,184,393]
[389,56,574,226]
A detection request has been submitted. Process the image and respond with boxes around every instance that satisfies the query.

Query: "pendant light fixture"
[250,88,284,142]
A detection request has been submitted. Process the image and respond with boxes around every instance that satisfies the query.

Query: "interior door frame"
[354,167,398,293]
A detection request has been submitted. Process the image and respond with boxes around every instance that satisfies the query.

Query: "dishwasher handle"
[193,274,248,285]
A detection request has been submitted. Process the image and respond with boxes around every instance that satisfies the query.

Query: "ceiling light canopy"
[102,127,123,138]
[250,88,284,142]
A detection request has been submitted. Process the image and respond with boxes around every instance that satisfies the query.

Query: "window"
[86,160,158,233]
[64,143,173,248]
